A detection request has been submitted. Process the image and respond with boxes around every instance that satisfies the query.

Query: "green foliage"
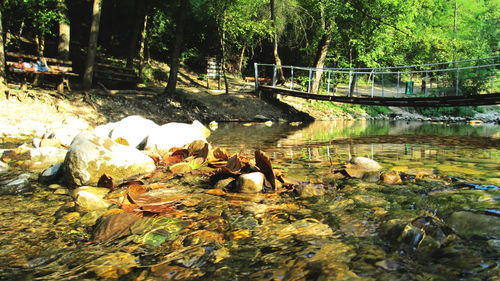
[414,106,481,118]
[362,106,391,117]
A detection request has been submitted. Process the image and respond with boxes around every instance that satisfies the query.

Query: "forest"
[0,0,498,93]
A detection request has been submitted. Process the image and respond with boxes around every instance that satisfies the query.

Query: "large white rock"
[109,115,159,149]
[93,122,117,139]
[46,118,90,147]
[144,120,210,152]
[236,172,265,193]
[62,131,156,187]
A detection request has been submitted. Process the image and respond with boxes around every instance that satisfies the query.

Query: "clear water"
[0,120,498,280]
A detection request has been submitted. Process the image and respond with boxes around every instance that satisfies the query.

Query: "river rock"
[447,211,500,239]
[87,252,138,279]
[381,172,402,184]
[1,173,33,194]
[236,172,264,193]
[344,157,382,179]
[109,115,159,149]
[61,131,156,187]
[73,186,111,211]
[46,118,89,147]
[0,161,7,173]
[93,122,117,139]
[349,157,382,172]
[39,163,63,183]
[144,120,210,152]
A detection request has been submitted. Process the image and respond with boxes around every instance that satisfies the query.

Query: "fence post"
[456,70,459,96]
[272,65,277,87]
[381,71,385,97]
[308,68,313,93]
[327,71,331,96]
[348,71,352,97]
[425,72,428,96]
[291,67,294,90]
[371,71,375,98]
[397,71,400,97]
[254,62,259,89]
[355,73,359,97]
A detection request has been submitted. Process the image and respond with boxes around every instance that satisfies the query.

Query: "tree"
[82,0,103,91]
[57,0,70,60]
[126,0,148,68]
[0,6,6,87]
[163,0,188,96]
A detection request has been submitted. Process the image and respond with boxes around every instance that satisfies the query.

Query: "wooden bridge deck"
[259,85,500,107]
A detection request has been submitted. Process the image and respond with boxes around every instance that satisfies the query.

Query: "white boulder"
[109,115,159,149]
[144,120,210,152]
[61,131,156,187]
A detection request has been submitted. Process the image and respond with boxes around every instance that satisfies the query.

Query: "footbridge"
[252,56,500,107]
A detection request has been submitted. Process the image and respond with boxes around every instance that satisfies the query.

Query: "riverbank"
[1,75,499,140]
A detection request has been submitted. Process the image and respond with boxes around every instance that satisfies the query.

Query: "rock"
[39,163,63,183]
[62,131,156,187]
[254,114,269,121]
[236,172,264,193]
[87,252,138,279]
[297,183,325,197]
[73,186,111,211]
[381,172,402,184]
[47,128,81,148]
[1,173,33,194]
[32,137,41,148]
[0,161,8,173]
[349,157,382,172]
[93,122,117,139]
[344,157,382,179]
[109,115,159,149]
[39,138,62,148]
[447,211,500,239]
[144,120,210,152]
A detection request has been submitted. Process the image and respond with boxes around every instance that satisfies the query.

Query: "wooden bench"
[94,62,140,88]
[6,52,78,92]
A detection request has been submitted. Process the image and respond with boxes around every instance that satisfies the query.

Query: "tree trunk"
[311,32,331,94]
[0,8,6,86]
[270,0,285,83]
[82,0,103,91]
[163,0,188,96]
[127,0,147,68]
[138,14,148,79]
[57,0,70,60]
[220,17,229,95]
[237,43,246,77]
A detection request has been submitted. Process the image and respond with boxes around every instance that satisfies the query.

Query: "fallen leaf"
[93,211,140,242]
[213,147,230,161]
[255,150,276,191]
[227,153,243,172]
[163,149,189,166]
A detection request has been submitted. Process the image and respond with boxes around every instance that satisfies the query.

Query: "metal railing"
[253,56,500,98]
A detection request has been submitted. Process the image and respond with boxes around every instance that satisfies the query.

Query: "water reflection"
[209,120,500,183]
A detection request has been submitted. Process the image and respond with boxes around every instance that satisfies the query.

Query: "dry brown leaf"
[213,147,230,161]
[97,174,114,189]
[255,150,276,191]
[227,153,243,172]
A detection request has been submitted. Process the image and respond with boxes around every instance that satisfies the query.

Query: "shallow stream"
[0,120,499,280]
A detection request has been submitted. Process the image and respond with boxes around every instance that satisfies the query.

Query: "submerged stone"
[447,211,500,239]
[87,252,138,279]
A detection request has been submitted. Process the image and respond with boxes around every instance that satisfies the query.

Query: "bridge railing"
[253,56,499,98]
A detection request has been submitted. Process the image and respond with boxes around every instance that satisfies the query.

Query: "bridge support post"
[254,62,259,90]
[456,70,459,96]
[348,71,352,97]
[327,71,331,95]
[425,72,428,96]
[397,71,400,97]
[291,67,294,90]
[308,68,313,93]
[272,65,277,87]
[371,71,374,98]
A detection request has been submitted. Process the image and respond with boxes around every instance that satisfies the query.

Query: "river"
[0,120,498,280]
